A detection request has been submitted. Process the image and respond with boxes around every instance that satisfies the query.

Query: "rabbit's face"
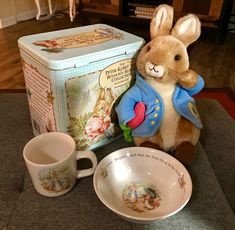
[94,100,108,116]
[136,4,201,86]
[94,88,116,117]
[137,35,189,84]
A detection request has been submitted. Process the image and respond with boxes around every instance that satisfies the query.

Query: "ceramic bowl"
[93,147,192,224]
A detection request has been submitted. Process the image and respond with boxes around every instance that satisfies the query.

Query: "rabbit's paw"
[174,141,195,166]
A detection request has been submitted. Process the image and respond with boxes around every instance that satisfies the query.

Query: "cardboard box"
[18,24,145,150]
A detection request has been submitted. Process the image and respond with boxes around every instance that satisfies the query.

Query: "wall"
[0,0,68,28]
[0,0,17,28]
[14,0,39,20]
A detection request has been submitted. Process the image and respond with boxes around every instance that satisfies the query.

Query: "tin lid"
[18,24,145,70]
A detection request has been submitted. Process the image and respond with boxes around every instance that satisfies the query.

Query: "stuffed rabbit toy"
[116,4,204,165]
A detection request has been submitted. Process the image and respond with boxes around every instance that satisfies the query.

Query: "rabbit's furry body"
[116,4,204,165]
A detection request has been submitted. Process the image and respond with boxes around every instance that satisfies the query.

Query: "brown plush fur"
[150,4,173,39]
[171,14,201,47]
[134,4,202,165]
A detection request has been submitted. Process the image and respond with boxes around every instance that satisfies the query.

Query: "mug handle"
[75,150,97,179]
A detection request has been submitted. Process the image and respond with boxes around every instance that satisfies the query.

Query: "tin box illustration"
[18,24,145,150]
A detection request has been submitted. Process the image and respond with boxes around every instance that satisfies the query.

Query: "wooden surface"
[0,13,235,93]
[0,14,82,89]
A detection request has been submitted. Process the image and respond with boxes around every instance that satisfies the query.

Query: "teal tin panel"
[18,24,145,150]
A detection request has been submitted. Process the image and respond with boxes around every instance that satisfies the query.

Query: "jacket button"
[151,121,156,125]
[155,99,159,103]
[154,113,158,118]
[155,106,160,111]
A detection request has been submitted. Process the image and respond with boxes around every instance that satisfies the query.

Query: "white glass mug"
[23,132,97,197]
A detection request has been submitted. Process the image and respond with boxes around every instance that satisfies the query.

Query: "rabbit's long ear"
[99,88,106,99]
[171,14,201,47]
[150,4,173,39]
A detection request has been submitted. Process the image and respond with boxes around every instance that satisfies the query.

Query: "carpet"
[195,88,235,121]
[0,93,235,230]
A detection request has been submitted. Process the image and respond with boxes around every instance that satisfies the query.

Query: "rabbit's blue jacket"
[115,72,204,137]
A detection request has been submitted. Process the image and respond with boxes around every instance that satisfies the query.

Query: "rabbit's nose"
[145,62,165,78]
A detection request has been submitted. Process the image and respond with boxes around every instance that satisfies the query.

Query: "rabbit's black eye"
[174,54,181,61]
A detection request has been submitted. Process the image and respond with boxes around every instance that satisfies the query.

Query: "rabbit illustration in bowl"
[116,4,204,165]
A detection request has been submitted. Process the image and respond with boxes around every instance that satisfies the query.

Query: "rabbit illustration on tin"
[85,88,117,140]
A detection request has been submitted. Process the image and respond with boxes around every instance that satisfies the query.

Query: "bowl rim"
[93,146,193,222]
